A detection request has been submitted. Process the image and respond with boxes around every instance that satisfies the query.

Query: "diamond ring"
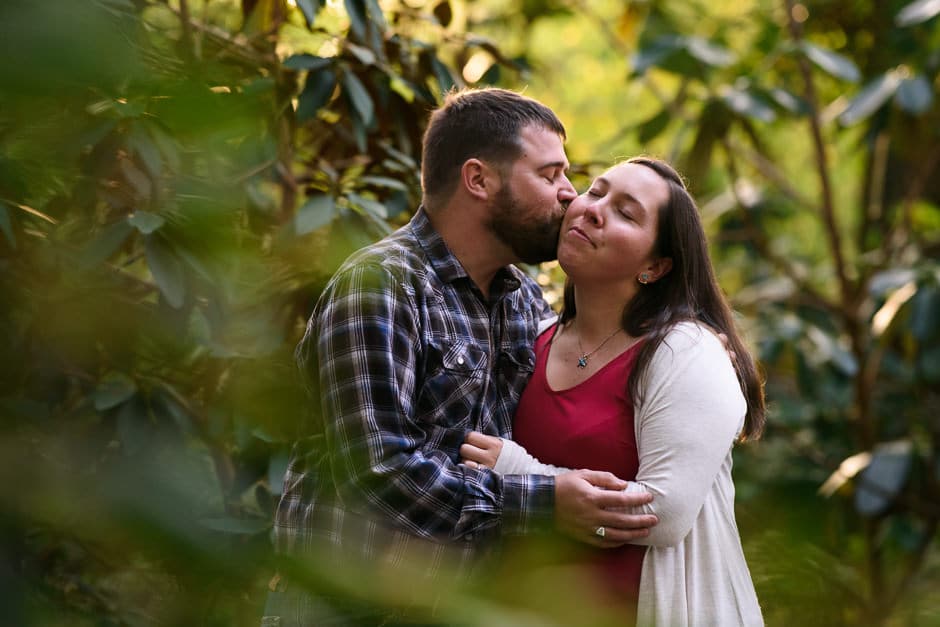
[594,526,606,538]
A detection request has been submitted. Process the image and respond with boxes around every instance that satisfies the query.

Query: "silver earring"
[639,273,650,284]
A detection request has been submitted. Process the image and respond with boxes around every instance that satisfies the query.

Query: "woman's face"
[557,162,671,288]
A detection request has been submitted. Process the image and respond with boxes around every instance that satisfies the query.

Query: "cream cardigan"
[494,322,763,626]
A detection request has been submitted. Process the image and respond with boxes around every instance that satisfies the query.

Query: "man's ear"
[461,158,498,201]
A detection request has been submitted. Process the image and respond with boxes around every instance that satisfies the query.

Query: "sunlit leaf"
[895,0,940,26]
[801,42,861,82]
[128,211,165,234]
[855,440,913,516]
[297,68,336,122]
[346,42,377,66]
[295,194,335,235]
[839,71,902,126]
[768,87,809,114]
[895,75,933,113]
[94,372,138,411]
[347,192,387,221]
[720,86,776,122]
[869,268,917,296]
[342,71,374,124]
[145,235,185,309]
[284,54,332,71]
[685,36,735,67]
[360,175,410,192]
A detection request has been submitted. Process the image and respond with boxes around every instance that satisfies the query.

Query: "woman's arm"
[622,322,746,546]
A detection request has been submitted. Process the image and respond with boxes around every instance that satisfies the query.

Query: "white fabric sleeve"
[492,438,567,476]
[622,322,746,546]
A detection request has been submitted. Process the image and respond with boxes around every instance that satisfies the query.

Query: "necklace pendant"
[577,356,588,369]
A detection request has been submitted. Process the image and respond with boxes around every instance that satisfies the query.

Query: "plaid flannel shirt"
[274,208,556,582]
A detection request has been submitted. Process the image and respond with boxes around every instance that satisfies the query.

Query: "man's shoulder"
[334,224,426,282]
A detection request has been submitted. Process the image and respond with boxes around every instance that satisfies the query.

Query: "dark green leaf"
[721,86,776,122]
[297,68,337,122]
[199,516,271,535]
[94,372,138,411]
[346,42,377,66]
[365,0,387,31]
[895,75,933,113]
[433,0,453,26]
[869,268,916,296]
[896,0,940,26]
[145,235,185,309]
[343,71,374,124]
[0,202,15,248]
[128,211,165,234]
[79,220,134,269]
[120,158,152,199]
[295,194,335,235]
[855,440,912,516]
[801,42,861,82]
[295,0,321,28]
[429,54,456,94]
[347,192,388,220]
[117,398,152,456]
[345,0,367,40]
[284,54,332,71]
[768,87,809,114]
[910,286,940,341]
[920,345,940,382]
[360,175,410,192]
[636,109,671,143]
[630,36,684,75]
[129,128,163,179]
[839,71,901,126]
[269,450,290,495]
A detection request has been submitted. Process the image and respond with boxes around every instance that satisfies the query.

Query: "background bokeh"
[1,0,938,624]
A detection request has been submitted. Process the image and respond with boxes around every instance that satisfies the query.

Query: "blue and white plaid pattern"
[274,208,556,580]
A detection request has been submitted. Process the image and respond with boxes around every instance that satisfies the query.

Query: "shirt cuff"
[499,473,555,535]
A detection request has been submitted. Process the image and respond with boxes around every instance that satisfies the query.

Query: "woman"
[461,157,765,626]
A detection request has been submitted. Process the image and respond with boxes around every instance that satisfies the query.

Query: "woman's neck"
[570,283,637,340]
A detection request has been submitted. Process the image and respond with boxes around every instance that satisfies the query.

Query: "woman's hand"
[460,431,503,469]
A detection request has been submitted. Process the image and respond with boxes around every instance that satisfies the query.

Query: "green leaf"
[268,450,290,495]
[116,398,152,456]
[684,36,735,67]
[631,36,684,75]
[284,54,332,71]
[343,71,374,124]
[347,192,387,220]
[295,194,335,235]
[636,109,671,143]
[895,75,933,114]
[896,0,940,26]
[94,372,138,411]
[920,344,940,382]
[119,158,152,200]
[129,128,163,179]
[145,235,185,309]
[768,87,809,114]
[365,0,387,32]
[128,211,165,234]
[199,516,271,535]
[801,42,860,82]
[720,86,776,122]
[79,220,134,269]
[360,175,410,192]
[345,0,367,40]
[297,68,337,122]
[429,54,456,94]
[346,42,377,66]
[910,286,940,341]
[839,71,902,126]
[295,0,321,28]
[855,440,912,516]
[0,202,15,248]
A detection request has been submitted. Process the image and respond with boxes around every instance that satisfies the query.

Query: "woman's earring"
[639,273,650,284]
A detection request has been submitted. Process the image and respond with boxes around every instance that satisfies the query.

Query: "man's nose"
[558,176,577,204]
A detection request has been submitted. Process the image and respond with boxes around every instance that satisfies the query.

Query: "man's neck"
[425,207,514,297]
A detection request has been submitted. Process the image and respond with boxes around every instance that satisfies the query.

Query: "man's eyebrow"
[539,160,569,170]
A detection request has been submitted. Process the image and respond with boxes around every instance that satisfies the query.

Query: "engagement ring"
[594,526,606,538]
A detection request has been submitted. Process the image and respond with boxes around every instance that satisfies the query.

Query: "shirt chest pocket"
[415,340,488,429]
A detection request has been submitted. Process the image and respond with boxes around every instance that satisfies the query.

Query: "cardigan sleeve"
[623,322,745,546]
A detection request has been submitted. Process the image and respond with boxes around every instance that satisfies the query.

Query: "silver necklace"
[575,325,622,369]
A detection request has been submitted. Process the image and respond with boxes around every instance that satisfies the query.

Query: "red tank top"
[512,325,645,612]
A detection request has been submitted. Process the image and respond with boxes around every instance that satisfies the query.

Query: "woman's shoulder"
[660,320,724,353]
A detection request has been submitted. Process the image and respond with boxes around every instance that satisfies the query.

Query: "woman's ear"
[461,158,498,201]
[646,257,673,283]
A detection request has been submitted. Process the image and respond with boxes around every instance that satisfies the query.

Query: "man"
[266,88,657,624]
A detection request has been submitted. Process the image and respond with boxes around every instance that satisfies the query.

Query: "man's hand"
[554,470,657,547]
[460,431,503,469]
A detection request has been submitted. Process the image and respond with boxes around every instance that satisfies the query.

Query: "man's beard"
[489,184,562,265]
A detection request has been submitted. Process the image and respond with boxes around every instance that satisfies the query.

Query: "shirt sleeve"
[622,322,746,546]
[302,262,553,541]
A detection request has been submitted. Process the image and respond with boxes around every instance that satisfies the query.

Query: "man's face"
[488,125,577,264]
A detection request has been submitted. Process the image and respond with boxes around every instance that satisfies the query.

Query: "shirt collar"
[410,207,523,296]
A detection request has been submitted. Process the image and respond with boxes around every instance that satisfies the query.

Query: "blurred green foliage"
[0,0,938,625]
